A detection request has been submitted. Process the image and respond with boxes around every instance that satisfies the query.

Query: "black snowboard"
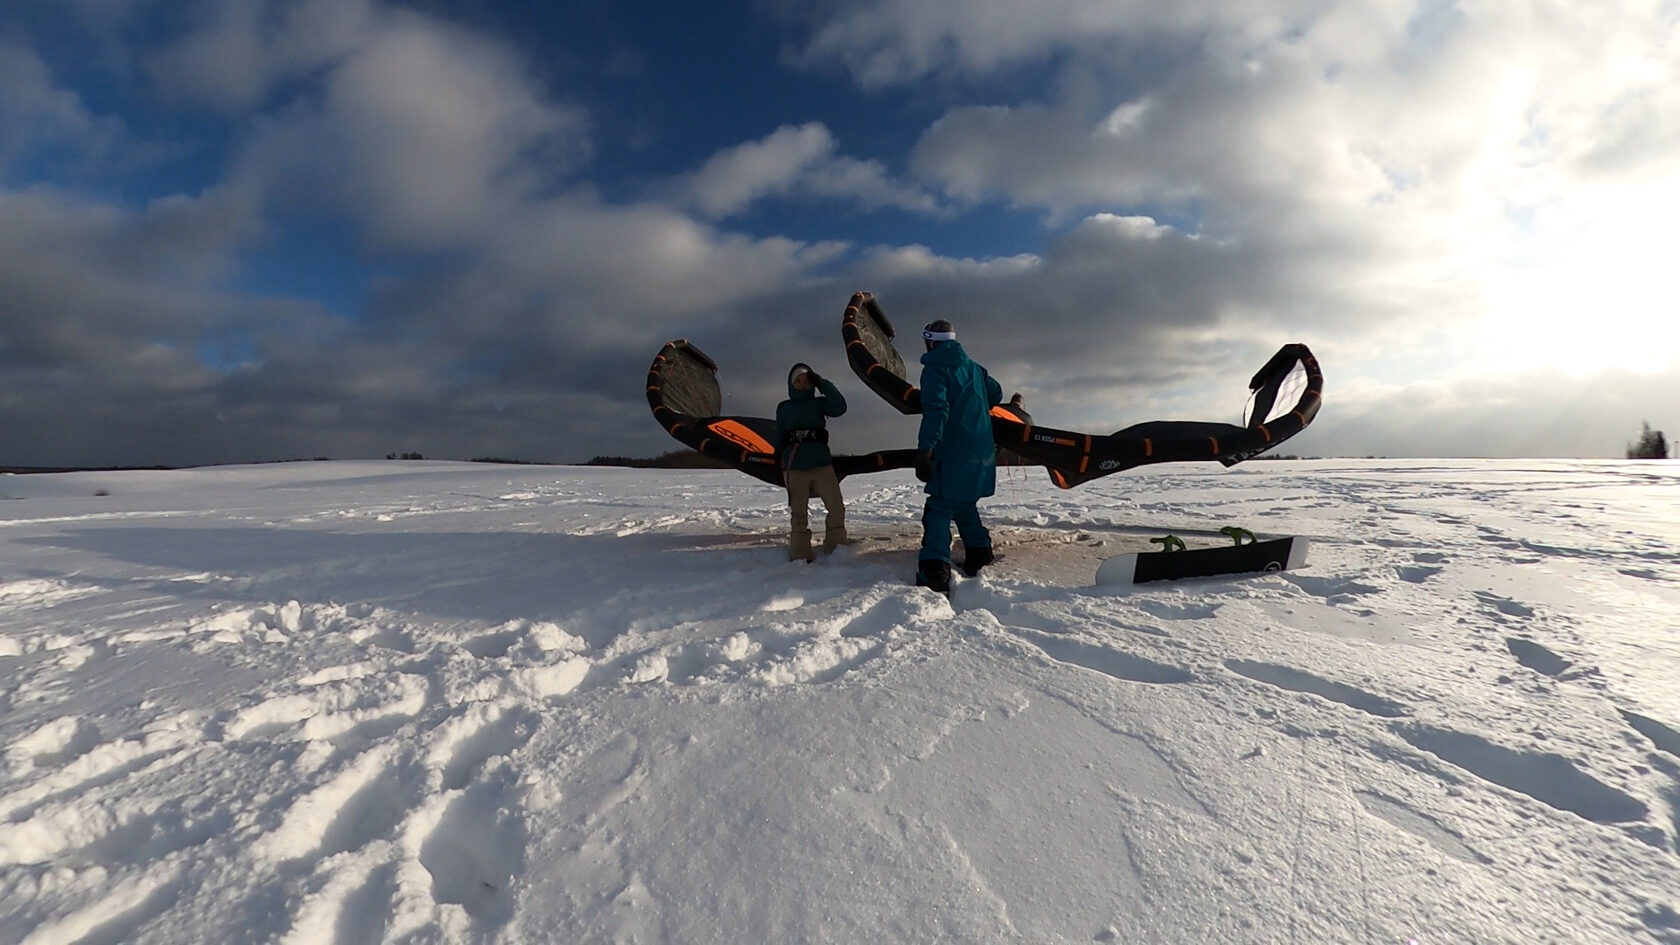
[1096,536,1308,585]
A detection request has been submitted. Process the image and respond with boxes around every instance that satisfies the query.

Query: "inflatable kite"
[840,291,1322,488]
[645,291,1321,488]
[646,339,919,486]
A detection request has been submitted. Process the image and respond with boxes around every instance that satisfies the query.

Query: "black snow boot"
[915,558,952,594]
[960,546,994,578]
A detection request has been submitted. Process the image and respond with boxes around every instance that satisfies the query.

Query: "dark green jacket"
[775,364,847,471]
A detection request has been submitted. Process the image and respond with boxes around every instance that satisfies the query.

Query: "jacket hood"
[920,341,968,367]
[787,362,815,399]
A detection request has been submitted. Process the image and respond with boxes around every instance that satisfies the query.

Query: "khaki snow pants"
[785,465,847,561]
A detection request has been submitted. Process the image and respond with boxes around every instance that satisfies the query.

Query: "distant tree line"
[1627,422,1669,460]
[2,458,330,474]
[585,450,730,469]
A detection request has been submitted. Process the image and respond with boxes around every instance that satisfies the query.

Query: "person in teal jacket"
[914,319,1003,592]
[775,363,849,561]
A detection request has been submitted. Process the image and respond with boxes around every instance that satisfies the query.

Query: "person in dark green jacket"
[775,363,849,561]
[914,319,1003,592]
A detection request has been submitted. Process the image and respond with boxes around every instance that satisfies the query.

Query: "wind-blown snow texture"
[2,459,1678,944]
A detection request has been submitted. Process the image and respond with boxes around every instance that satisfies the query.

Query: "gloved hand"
[806,370,823,387]
[914,449,934,482]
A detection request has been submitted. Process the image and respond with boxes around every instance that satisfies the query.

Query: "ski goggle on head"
[921,328,956,342]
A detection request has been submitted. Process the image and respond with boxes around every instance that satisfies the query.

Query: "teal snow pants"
[919,495,991,564]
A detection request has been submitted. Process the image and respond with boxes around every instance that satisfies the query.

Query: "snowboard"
[1096,535,1307,585]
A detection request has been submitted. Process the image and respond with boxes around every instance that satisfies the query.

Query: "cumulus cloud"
[323,18,585,242]
[786,0,1331,89]
[3,0,1678,467]
[2,0,896,467]
[844,1,1680,384]
[211,6,589,252]
[0,186,262,366]
[144,0,377,111]
[0,42,126,172]
[686,122,937,217]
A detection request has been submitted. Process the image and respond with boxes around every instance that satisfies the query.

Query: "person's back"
[917,339,999,501]
[914,321,1002,592]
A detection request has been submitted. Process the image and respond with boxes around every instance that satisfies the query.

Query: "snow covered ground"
[2,458,1679,944]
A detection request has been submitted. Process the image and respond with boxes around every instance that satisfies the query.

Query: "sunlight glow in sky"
[1481,178,1680,377]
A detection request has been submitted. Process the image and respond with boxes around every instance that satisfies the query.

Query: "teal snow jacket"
[775,364,848,471]
[916,341,1003,500]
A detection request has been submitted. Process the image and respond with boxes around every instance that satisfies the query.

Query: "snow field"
[1,459,1678,942]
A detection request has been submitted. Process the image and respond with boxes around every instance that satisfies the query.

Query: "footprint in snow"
[1474,591,1536,619]
[257,742,411,865]
[1505,638,1570,677]
[278,856,398,945]
[220,672,428,745]
[461,627,525,659]
[352,621,418,654]
[1224,660,1409,718]
[429,703,537,792]
[0,725,201,861]
[1007,627,1194,685]
[1618,712,1680,854]
[740,634,885,687]
[14,865,186,945]
[1281,573,1385,604]
[1394,723,1649,826]
[1355,790,1492,865]
[8,714,102,768]
[1620,710,1680,761]
[1616,566,1668,582]
[415,778,526,927]
[1132,598,1221,622]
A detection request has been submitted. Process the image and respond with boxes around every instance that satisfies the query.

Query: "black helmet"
[922,319,956,351]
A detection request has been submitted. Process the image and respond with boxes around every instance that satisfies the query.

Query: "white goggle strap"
[921,330,957,341]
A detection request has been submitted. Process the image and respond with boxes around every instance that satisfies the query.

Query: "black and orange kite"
[646,291,1322,489]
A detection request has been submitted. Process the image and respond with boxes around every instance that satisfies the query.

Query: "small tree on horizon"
[1626,422,1669,460]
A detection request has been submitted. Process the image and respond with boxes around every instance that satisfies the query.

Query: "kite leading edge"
[646,292,1322,488]
[646,339,916,486]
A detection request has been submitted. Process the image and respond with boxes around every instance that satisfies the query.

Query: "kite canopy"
[645,340,916,486]
[839,290,1323,488]
[646,293,1322,489]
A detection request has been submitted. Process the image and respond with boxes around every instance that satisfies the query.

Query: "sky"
[2,0,1679,468]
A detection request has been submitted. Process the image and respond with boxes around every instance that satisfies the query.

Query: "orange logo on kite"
[708,420,774,454]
